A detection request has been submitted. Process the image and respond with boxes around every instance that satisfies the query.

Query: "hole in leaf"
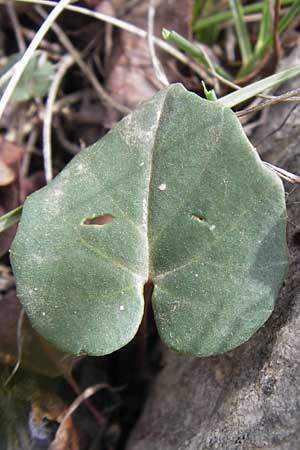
[191,213,206,223]
[83,214,114,226]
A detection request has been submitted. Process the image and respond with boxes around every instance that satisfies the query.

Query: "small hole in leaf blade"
[191,214,206,223]
[83,214,114,226]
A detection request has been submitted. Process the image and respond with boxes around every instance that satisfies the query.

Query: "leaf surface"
[10,84,288,356]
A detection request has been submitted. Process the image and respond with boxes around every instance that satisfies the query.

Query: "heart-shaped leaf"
[10,84,288,356]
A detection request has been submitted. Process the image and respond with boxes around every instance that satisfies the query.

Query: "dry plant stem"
[0,0,72,122]
[10,0,220,83]
[220,9,289,28]
[6,0,26,52]
[21,129,38,177]
[53,383,110,444]
[4,309,25,386]
[43,54,74,182]
[36,5,130,115]
[147,0,169,87]
[235,49,272,84]
[118,0,143,16]
[236,87,300,117]
[265,162,300,183]
[55,120,81,155]
[195,43,220,93]
[21,26,62,56]
[65,374,107,428]
[255,103,300,147]
[54,89,92,111]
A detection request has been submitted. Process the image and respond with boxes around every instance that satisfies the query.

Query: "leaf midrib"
[146,90,169,281]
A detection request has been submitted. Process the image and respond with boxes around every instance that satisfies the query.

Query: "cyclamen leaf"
[1,53,55,102]
[10,84,288,357]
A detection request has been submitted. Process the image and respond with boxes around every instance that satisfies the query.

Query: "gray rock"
[127,47,300,450]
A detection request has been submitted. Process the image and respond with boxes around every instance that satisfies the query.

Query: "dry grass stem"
[6,0,26,52]
[21,129,38,177]
[43,54,74,183]
[52,383,110,444]
[147,0,169,87]
[264,162,300,184]
[4,308,25,386]
[237,88,300,117]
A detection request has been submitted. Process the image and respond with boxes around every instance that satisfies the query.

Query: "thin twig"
[220,8,289,29]
[43,54,74,182]
[264,162,300,183]
[65,374,107,427]
[254,103,300,147]
[236,88,300,117]
[21,26,62,56]
[0,0,72,121]
[21,128,38,177]
[51,383,110,448]
[54,89,92,111]
[147,0,169,87]
[36,5,130,115]
[195,42,220,93]
[118,0,143,16]
[6,0,26,52]
[4,309,25,386]
[55,120,81,155]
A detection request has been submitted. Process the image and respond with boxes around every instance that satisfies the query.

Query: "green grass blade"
[193,0,221,44]
[162,28,232,80]
[193,0,293,32]
[278,0,300,35]
[0,206,23,233]
[255,0,272,55]
[218,65,300,107]
[202,81,218,100]
[192,0,206,22]
[162,28,207,65]
[229,0,253,67]
[238,0,300,77]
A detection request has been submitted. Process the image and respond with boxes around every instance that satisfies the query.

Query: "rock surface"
[126,47,300,450]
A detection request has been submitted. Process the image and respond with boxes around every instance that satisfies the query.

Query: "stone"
[126,46,300,450]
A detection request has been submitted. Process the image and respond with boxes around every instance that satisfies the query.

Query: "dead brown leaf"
[0,136,25,256]
[49,416,80,450]
[0,136,24,179]
[0,160,15,186]
[31,394,80,450]
[0,154,45,257]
